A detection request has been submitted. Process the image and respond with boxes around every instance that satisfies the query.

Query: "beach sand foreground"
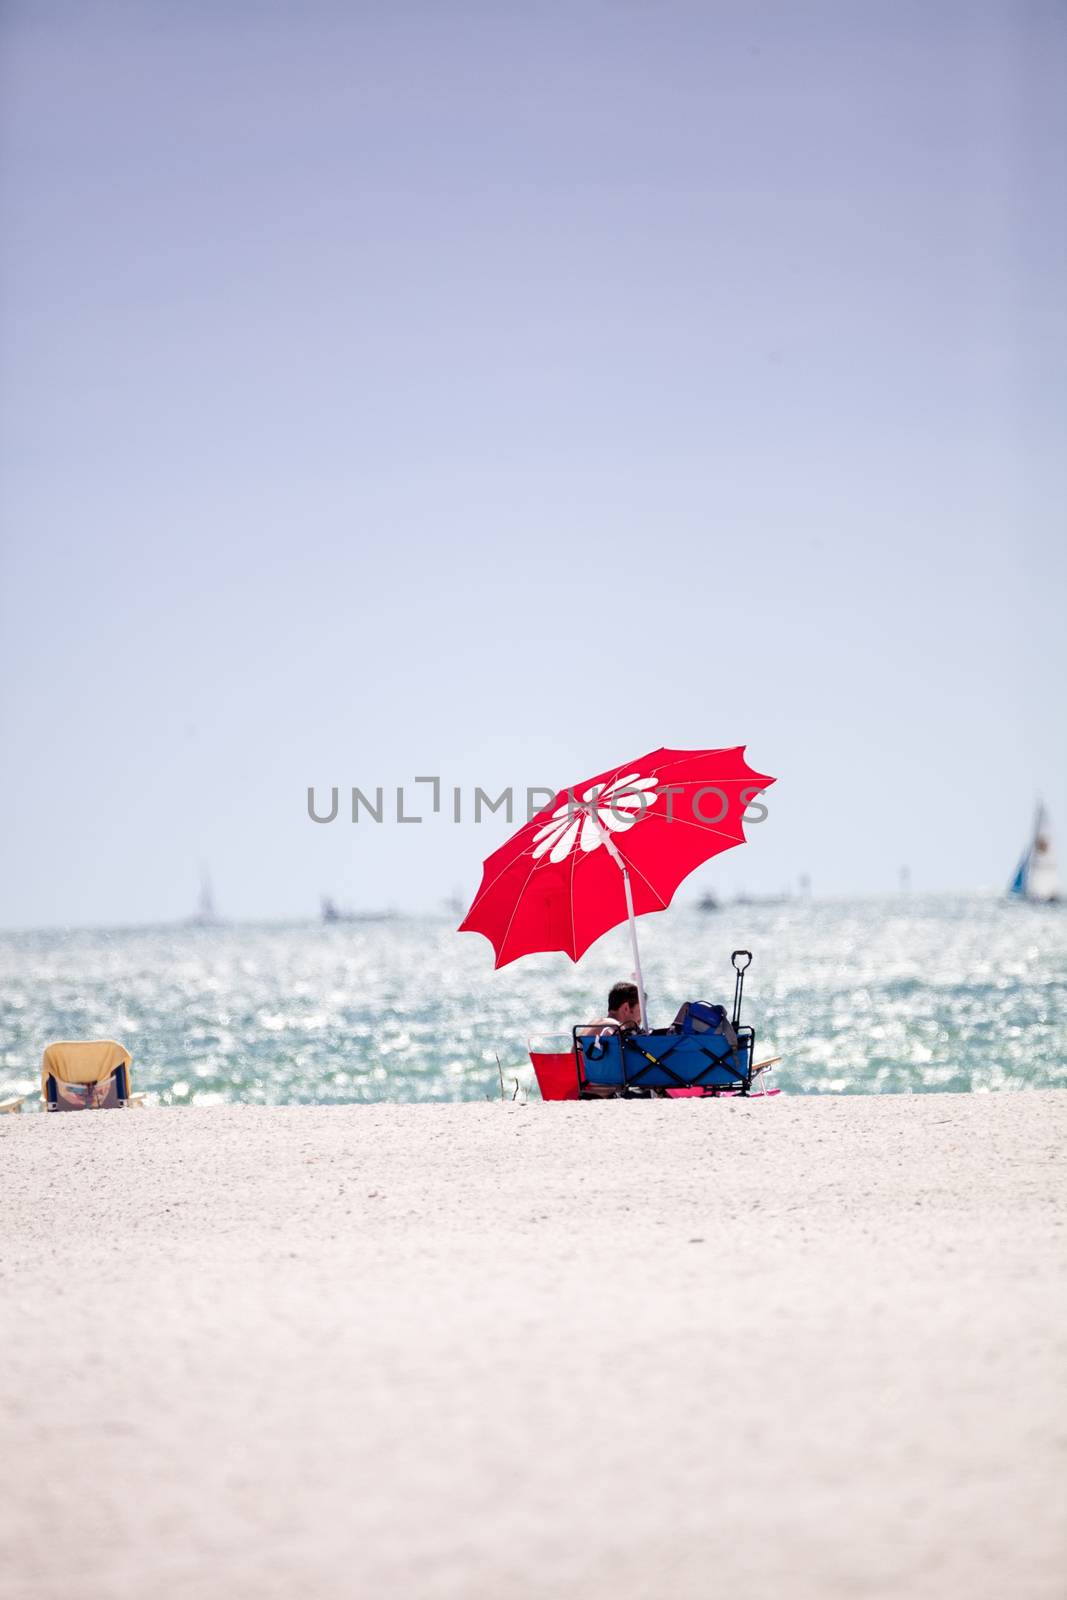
[2,1093,1065,1599]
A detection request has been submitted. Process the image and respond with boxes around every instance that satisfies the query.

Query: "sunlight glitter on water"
[1,897,1064,1106]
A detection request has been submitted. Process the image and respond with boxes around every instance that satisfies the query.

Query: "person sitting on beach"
[577,981,647,1098]
[577,980,643,1038]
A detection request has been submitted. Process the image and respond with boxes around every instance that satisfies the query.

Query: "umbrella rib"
[461,829,540,918]
[617,849,670,910]
[642,809,745,844]
[493,857,541,966]
[633,748,736,781]
[645,775,765,789]
[649,747,732,767]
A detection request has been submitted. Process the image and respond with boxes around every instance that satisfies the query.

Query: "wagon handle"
[731,949,752,1028]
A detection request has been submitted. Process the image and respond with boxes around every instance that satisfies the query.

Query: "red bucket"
[529,1050,580,1102]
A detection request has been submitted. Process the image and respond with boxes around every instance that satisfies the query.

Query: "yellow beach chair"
[41,1041,135,1112]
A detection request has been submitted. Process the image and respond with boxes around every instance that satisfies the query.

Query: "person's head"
[607,981,641,1025]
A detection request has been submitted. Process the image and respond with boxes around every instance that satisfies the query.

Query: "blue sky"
[1,0,1064,926]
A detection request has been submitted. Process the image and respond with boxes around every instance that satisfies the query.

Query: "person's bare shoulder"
[576,1018,618,1037]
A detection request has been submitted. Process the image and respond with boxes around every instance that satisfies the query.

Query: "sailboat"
[1008,803,1061,904]
[189,867,222,926]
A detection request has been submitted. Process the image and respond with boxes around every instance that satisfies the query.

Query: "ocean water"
[2,897,1065,1107]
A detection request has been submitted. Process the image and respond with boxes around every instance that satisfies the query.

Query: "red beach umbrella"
[459,746,775,1027]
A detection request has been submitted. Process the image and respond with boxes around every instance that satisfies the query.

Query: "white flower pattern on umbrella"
[531,773,659,864]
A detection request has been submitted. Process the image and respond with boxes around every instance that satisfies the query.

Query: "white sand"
[2,1093,1065,1599]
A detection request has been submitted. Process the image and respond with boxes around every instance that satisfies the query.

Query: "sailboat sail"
[1009,804,1060,903]
[198,874,216,921]
[190,866,221,926]
[1027,804,1059,902]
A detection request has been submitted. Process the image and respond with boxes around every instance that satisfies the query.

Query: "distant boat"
[698,889,793,911]
[189,869,222,927]
[1008,803,1061,903]
[321,897,398,924]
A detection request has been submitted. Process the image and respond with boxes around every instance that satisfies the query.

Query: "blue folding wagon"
[574,950,762,1098]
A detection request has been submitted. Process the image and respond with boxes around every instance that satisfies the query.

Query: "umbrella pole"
[584,806,649,1032]
[620,865,649,1032]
